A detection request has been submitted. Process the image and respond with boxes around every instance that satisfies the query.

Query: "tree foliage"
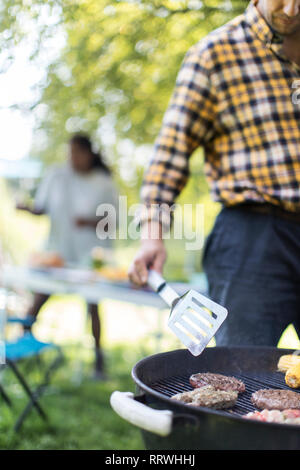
[1,0,248,191]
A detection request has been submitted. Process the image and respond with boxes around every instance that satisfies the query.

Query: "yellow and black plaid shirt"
[140,0,300,226]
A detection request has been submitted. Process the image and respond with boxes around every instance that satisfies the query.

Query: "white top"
[35,164,119,266]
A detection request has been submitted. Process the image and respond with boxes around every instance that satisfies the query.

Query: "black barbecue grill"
[110,346,300,450]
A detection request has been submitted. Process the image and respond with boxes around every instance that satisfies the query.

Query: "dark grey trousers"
[203,206,300,347]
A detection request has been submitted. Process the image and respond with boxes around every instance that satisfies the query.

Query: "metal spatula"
[148,270,228,356]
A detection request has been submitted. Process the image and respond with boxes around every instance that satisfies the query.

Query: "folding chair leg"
[15,351,63,431]
[7,360,48,430]
[0,383,13,407]
[14,384,47,432]
[43,352,64,385]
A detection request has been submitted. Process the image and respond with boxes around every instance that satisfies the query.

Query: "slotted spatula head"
[167,289,228,356]
[147,270,228,356]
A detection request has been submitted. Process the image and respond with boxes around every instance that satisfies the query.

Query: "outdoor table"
[1,265,208,349]
[2,264,191,307]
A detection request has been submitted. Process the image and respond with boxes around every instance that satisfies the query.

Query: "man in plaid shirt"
[129,0,300,346]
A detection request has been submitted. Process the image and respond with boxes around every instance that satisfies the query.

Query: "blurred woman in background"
[18,134,119,379]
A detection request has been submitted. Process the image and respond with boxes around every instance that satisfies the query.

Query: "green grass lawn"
[0,293,183,450]
[0,344,145,450]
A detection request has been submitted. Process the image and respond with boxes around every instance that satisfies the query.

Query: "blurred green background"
[0,1,253,280]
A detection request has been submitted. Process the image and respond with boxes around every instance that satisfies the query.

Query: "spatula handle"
[148,270,179,308]
[147,270,166,292]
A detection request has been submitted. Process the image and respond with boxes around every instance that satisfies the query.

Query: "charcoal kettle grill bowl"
[128,346,300,450]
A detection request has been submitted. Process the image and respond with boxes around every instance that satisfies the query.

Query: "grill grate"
[150,371,300,416]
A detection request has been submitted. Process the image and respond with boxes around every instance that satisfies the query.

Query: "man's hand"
[128,239,167,286]
[16,203,30,212]
[16,203,44,216]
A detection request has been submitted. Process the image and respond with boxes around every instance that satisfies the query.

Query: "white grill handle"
[110,391,173,437]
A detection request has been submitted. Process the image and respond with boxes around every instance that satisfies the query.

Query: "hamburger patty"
[190,372,245,393]
[171,385,238,409]
[251,389,300,410]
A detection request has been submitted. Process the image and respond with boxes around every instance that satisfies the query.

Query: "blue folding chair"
[1,322,63,431]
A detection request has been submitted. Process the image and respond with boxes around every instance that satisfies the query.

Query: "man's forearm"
[140,220,163,242]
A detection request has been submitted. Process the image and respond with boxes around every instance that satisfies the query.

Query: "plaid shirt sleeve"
[139,45,217,229]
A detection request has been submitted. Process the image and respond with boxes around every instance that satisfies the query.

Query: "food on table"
[277,354,300,372]
[245,409,300,425]
[97,266,128,281]
[171,385,238,409]
[29,252,64,268]
[285,363,300,389]
[91,247,109,269]
[189,372,245,393]
[251,389,300,410]
[91,247,127,281]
